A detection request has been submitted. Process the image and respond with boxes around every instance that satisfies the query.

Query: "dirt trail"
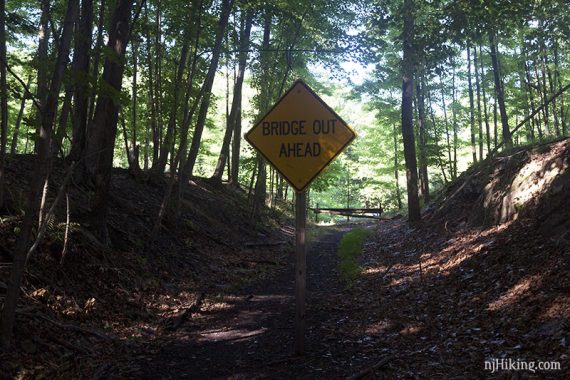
[129,223,369,379]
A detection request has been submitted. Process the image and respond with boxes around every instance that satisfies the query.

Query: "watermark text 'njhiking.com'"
[485,358,561,373]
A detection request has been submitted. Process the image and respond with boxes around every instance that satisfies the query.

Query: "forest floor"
[114,217,569,379]
[1,138,569,378]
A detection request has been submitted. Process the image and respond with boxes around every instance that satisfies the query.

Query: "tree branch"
[0,56,42,113]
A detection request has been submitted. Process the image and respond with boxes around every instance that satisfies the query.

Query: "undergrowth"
[337,228,372,284]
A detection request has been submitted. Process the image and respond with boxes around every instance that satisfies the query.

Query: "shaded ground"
[126,210,570,379]
[2,139,569,378]
[125,223,374,378]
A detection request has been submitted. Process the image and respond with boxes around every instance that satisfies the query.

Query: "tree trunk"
[251,5,272,220]
[533,61,547,139]
[479,45,492,154]
[143,1,159,167]
[126,41,141,175]
[230,95,242,186]
[467,45,477,163]
[155,0,163,153]
[1,0,78,349]
[489,32,511,148]
[38,0,50,109]
[181,0,234,178]
[553,40,567,135]
[393,123,402,210]
[68,0,93,161]
[53,81,73,152]
[427,89,448,184]
[251,154,266,219]
[518,44,533,143]
[439,72,452,180]
[451,56,458,179]
[545,53,560,136]
[84,0,133,241]
[155,30,191,174]
[87,0,105,127]
[401,0,420,224]
[11,77,31,154]
[493,89,499,150]
[416,77,429,203]
[213,10,253,181]
[0,0,7,208]
[473,45,484,159]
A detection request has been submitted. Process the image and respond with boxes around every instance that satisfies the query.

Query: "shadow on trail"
[134,223,370,379]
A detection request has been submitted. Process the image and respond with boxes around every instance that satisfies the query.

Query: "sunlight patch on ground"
[541,296,570,319]
[365,319,393,335]
[198,327,268,343]
[422,225,509,276]
[487,274,542,311]
[399,323,423,335]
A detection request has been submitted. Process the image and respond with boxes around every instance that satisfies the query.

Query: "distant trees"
[352,0,570,217]
[0,0,569,347]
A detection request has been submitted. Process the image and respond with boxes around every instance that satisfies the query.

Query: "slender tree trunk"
[68,0,93,161]
[489,32,511,148]
[143,1,159,167]
[230,95,242,185]
[53,81,73,151]
[416,77,429,203]
[553,38,568,136]
[125,41,141,175]
[545,53,560,136]
[213,10,253,181]
[451,56,458,179]
[87,0,105,127]
[522,41,538,142]
[182,0,234,177]
[0,0,7,208]
[251,6,272,220]
[38,0,50,109]
[493,90,499,150]
[439,72,452,178]
[518,45,533,143]
[533,61,547,138]
[155,30,191,174]
[473,45,483,159]
[427,89,448,184]
[401,0,420,224]
[479,45,491,154]
[155,0,163,152]
[467,45,477,163]
[11,78,31,154]
[1,0,78,349]
[393,123,402,210]
[84,0,133,241]
[553,40,567,135]
[252,155,266,219]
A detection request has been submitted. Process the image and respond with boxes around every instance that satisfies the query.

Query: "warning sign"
[245,79,356,192]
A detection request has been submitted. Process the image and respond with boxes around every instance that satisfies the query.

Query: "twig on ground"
[348,355,392,380]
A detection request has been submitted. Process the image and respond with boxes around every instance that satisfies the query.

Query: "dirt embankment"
[427,137,570,243]
[352,138,570,377]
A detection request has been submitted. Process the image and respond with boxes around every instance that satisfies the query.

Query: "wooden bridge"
[309,207,383,220]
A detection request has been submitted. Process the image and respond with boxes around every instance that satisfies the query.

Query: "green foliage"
[337,228,372,284]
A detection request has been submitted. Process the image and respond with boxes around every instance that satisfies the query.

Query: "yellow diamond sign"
[245,79,356,192]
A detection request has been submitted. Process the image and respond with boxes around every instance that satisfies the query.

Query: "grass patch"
[337,228,373,284]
